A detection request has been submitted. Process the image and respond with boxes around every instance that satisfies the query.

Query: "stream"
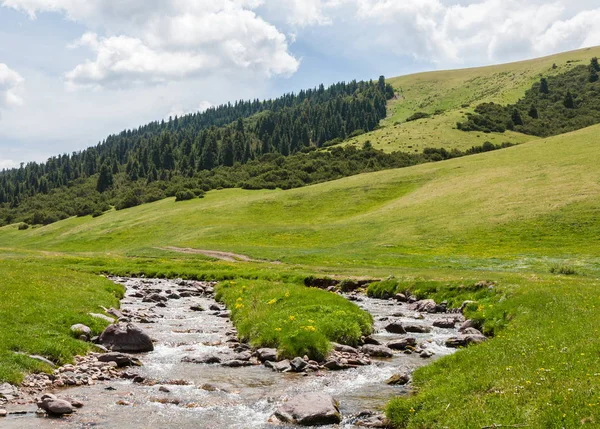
[3,277,462,428]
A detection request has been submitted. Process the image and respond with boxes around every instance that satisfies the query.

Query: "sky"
[1,0,600,169]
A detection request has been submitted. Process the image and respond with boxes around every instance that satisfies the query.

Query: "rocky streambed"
[1,277,483,428]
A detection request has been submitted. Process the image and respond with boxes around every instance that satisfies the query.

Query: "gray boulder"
[268,359,292,372]
[273,393,341,426]
[387,338,417,350]
[361,344,393,358]
[408,299,437,313]
[384,323,406,334]
[99,323,154,353]
[386,373,410,385]
[433,319,456,329]
[332,343,358,354]
[403,324,432,334]
[70,324,91,337]
[446,334,486,348]
[97,352,142,367]
[290,357,308,372]
[256,348,278,363]
[37,398,74,416]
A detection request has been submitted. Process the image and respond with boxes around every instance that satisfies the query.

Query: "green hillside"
[1,48,600,428]
[343,46,600,153]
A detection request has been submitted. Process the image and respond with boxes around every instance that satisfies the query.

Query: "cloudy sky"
[1,0,599,168]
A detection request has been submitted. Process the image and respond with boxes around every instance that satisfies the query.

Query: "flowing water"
[4,278,460,428]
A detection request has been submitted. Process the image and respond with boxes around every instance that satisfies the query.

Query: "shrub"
[549,264,578,275]
[406,112,431,122]
[175,190,195,202]
[18,223,29,230]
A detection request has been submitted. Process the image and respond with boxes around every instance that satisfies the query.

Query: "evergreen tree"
[511,109,523,126]
[540,77,549,94]
[590,67,599,83]
[563,91,575,109]
[591,57,600,72]
[96,163,113,193]
[528,105,539,119]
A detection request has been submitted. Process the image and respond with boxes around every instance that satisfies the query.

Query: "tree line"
[457,58,600,137]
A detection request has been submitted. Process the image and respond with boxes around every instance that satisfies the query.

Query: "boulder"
[420,350,434,358]
[222,360,253,368]
[70,324,92,337]
[433,319,456,329]
[403,324,432,334]
[256,348,278,363]
[181,355,221,364]
[190,305,205,312]
[142,293,167,303]
[97,352,142,367]
[0,383,19,401]
[99,323,154,353]
[290,357,308,372]
[408,299,437,313]
[459,320,479,332]
[332,343,358,354]
[269,359,292,372]
[445,334,487,348]
[324,360,350,371]
[362,336,381,346]
[462,327,484,336]
[37,398,74,416]
[386,373,410,385]
[0,409,7,417]
[387,338,417,350]
[384,323,406,334]
[273,393,341,426]
[394,293,408,302]
[360,345,393,358]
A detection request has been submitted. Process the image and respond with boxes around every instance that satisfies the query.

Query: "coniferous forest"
[0,78,395,226]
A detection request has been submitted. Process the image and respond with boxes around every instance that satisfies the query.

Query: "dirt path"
[158,246,282,264]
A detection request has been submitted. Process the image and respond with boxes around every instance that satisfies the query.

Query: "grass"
[0,259,123,383]
[0,46,599,427]
[216,279,373,361]
[341,46,600,153]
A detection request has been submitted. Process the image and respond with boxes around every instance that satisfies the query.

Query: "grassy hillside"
[3,124,599,272]
[1,48,599,428]
[343,46,600,153]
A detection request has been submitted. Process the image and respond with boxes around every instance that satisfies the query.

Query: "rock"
[386,373,410,385]
[159,386,171,393]
[403,324,432,334]
[88,313,115,323]
[360,345,393,358]
[270,359,292,372]
[408,299,437,313]
[459,320,478,332]
[233,351,252,361]
[420,350,434,358]
[71,324,92,337]
[332,343,358,354]
[323,360,350,371]
[0,409,6,417]
[394,293,408,302]
[273,393,342,426]
[37,398,74,416]
[182,355,222,364]
[256,348,278,363]
[445,334,487,348]
[384,323,406,334]
[433,319,456,329]
[362,336,381,345]
[167,293,181,299]
[190,305,204,312]
[209,304,221,311]
[0,383,18,401]
[97,352,142,367]
[99,323,154,353]
[70,400,84,408]
[462,327,484,336]
[222,360,253,368]
[143,293,167,303]
[387,338,417,350]
[290,357,308,372]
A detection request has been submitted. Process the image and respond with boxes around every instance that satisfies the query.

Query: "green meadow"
[1,48,600,427]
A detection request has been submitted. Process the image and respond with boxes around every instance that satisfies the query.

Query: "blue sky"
[1,0,599,169]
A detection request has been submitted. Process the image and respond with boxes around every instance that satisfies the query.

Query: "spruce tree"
[563,91,575,109]
[539,77,549,94]
[511,109,523,126]
[528,105,539,119]
[96,163,113,193]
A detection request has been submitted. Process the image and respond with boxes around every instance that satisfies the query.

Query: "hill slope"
[344,46,600,153]
[2,123,599,272]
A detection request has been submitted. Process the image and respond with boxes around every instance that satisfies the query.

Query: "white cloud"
[3,0,300,89]
[166,101,214,120]
[0,63,24,110]
[0,159,18,170]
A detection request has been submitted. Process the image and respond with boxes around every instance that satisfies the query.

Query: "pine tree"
[563,91,575,109]
[591,57,600,72]
[96,163,113,193]
[540,77,549,94]
[590,67,599,83]
[511,109,523,126]
[528,105,539,119]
